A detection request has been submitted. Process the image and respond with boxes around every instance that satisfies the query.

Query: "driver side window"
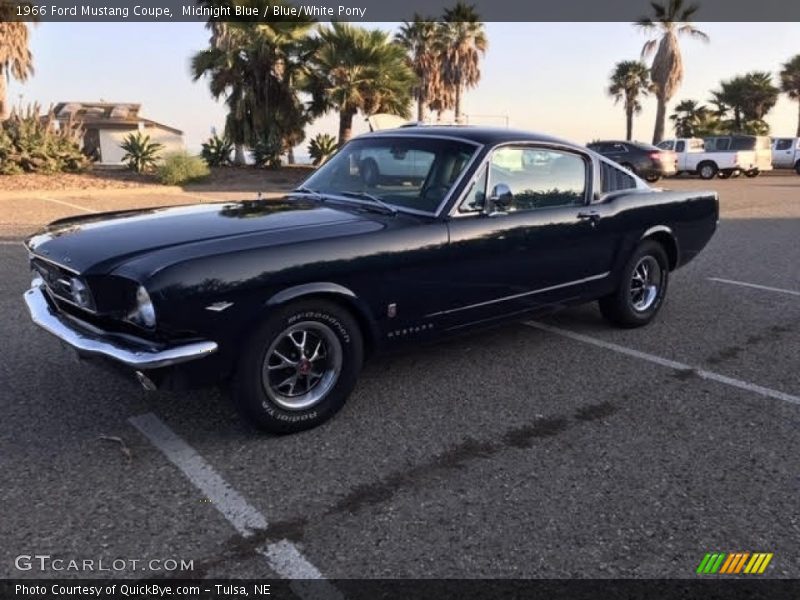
[488,147,587,212]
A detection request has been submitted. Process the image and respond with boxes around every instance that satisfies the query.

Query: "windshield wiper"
[340,191,398,215]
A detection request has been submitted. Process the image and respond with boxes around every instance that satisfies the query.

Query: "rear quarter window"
[600,161,637,193]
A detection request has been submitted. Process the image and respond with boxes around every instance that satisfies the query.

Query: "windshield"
[301,136,479,214]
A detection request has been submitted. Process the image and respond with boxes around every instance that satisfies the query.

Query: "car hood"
[26,198,380,275]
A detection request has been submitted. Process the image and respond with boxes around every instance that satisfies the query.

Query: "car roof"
[358,126,578,148]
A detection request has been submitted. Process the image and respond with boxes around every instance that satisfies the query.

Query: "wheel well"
[698,160,717,169]
[643,231,678,270]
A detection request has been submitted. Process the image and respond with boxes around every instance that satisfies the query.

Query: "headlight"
[127,285,156,328]
[70,277,93,309]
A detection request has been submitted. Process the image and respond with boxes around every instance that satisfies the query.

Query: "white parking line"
[129,413,343,599]
[525,322,800,406]
[39,196,99,214]
[708,277,800,297]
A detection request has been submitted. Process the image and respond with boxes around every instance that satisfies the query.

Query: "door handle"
[577,211,601,224]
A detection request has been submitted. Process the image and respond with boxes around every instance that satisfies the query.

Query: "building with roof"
[52,102,184,166]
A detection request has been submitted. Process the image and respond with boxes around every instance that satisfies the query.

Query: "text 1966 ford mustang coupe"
[24,127,718,433]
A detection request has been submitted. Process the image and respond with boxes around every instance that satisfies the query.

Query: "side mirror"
[487,183,513,214]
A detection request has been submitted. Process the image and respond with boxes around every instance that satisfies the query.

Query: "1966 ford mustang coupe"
[24,127,718,433]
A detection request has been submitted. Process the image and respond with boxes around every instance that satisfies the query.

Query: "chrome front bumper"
[24,285,218,370]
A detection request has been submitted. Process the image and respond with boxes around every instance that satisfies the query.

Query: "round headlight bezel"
[127,285,157,329]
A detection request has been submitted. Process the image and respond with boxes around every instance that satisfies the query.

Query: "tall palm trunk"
[234,144,247,166]
[287,147,295,165]
[454,84,462,124]
[338,109,356,146]
[652,92,667,144]
[0,69,8,121]
[795,101,800,136]
[417,94,425,122]
[625,106,634,141]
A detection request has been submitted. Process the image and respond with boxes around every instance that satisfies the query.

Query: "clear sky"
[9,22,800,155]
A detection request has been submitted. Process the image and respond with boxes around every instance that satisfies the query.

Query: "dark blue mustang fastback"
[24,127,718,433]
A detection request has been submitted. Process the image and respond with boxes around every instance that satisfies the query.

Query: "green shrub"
[156,152,210,185]
[0,104,91,175]
[120,131,163,173]
[307,133,337,166]
[201,134,233,167]
[252,132,282,169]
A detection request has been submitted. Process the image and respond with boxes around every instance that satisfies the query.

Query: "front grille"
[30,256,95,313]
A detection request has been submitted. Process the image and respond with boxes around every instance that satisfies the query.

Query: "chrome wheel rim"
[262,321,342,411]
[701,165,713,178]
[630,256,661,312]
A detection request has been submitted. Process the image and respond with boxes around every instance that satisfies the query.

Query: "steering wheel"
[421,184,450,204]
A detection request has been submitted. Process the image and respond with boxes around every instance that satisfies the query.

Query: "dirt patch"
[0,165,314,195]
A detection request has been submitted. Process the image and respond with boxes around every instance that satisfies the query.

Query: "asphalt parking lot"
[1,174,798,585]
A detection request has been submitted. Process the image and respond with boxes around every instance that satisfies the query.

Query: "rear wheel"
[233,300,363,433]
[795,161,800,175]
[745,169,760,178]
[698,161,718,180]
[599,240,669,329]
[644,173,661,183]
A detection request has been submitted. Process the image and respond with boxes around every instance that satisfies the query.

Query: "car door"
[773,138,794,168]
[440,145,621,328]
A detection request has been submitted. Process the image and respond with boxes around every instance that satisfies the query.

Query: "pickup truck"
[771,137,800,173]
[657,137,761,179]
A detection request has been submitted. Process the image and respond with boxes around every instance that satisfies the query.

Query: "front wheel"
[599,241,669,329]
[795,162,800,176]
[233,300,364,434]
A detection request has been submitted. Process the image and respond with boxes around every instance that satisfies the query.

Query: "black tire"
[644,173,661,183]
[745,169,760,178]
[599,240,669,329]
[795,161,800,175]
[360,159,379,186]
[233,299,363,434]
[698,161,718,180]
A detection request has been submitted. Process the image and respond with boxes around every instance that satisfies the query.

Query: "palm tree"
[192,0,313,164]
[779,55,800,136]
[607,61,651,140]
[303,23,415,145]
[438,2,487,124]
[712,72,779,134]
[396,16,441,123]
[0,21,34,120]
[670,99,712,137]
[636,0,709,144]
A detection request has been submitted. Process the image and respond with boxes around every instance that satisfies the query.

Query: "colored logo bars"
[697,552,773,575]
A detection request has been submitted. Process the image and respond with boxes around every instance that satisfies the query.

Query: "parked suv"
[771,137,800,174]
[704,135,772,177]
[586,140,677,182]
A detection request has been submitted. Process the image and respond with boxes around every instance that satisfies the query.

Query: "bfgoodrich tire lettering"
[233,300,363,433]
[599,240,669,328]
